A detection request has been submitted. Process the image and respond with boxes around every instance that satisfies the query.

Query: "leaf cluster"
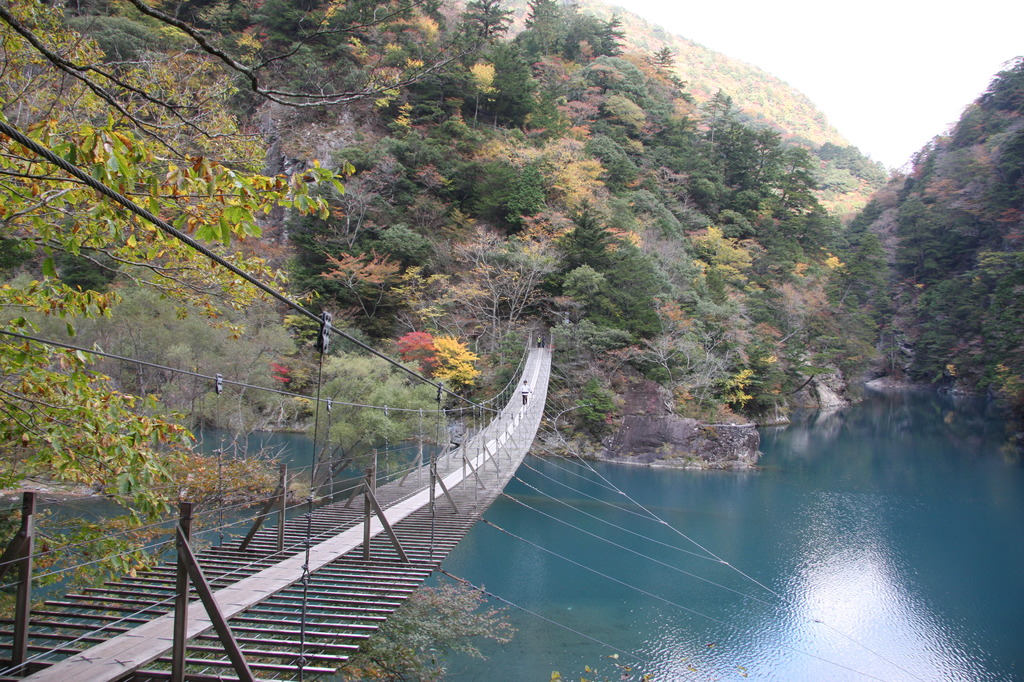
[339,579,515,681]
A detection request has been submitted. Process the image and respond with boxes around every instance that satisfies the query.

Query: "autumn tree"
[321,252,403,321]
[689,226,754,290]
[396,331,438,373]
[470,61,497,123]
[0,0,343,514]
[390,266,454,333]
[451,228,556,351]
[432,336,481,391]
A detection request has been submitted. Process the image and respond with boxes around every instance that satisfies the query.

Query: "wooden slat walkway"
[0,348,551,681]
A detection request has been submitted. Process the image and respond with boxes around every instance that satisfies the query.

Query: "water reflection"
[753,491,990,681]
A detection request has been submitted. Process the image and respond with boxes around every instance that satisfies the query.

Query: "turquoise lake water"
[440,389,1024,680]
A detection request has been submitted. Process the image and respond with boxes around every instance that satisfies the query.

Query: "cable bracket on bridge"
[316,311,332,354]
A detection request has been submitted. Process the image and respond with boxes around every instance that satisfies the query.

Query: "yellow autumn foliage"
[432,336,481,390]
[691,227,754,286]
[470,62,496,92]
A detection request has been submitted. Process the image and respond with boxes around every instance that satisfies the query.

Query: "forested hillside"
[849,57,1024,421]
[1,0,892,507]
[271,0,892,426]
[450,0,889,214]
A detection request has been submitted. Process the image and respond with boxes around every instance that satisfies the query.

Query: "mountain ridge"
[499,0,849,148]
[495,0,884,214]
[594,0,850,147]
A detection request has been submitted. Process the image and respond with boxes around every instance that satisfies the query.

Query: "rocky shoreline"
[538,418,760,470]
[543,380,762,470]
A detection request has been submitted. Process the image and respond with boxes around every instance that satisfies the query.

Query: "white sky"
[612,0,1024,170]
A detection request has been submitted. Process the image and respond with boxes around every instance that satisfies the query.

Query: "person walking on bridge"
[521,380,531,405]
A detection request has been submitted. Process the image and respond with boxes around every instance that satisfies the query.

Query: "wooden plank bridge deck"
[0,348,551,681]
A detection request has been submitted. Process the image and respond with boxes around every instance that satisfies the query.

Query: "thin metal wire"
[0,328,437,414]
[500,492,775,607]
[436,568,647,673]
[298,318,328,682]
[509,469,719,562]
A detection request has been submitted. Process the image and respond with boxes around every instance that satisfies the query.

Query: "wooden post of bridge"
[277,464,287,552]
[172,502,255,682]
[362,462,374,561]
[172,501,193,682]
[3,491,37,670]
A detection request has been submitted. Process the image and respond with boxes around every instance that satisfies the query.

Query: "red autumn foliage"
[396,331,438,373]
[270,362,291,383]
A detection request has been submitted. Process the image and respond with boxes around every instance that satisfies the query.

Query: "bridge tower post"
[277,464,287,552]
[172,501,193,682]
[362,463,374,561]
[0,491,37,670]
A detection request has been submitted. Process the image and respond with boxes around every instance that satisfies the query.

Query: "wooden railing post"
[362,465,374,561]
[172,501,254,682]
[10,491,36,669]
[277,464,287,552]
[239,464,288,553]
[172,501,193,682]
[175,525,255,682]
[361,487,410,564]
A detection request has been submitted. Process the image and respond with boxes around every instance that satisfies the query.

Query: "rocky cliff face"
[603,414,760,469]
[598,381,760,469]
[791,370,851,410]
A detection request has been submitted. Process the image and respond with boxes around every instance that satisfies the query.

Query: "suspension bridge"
[0,346,551,681]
